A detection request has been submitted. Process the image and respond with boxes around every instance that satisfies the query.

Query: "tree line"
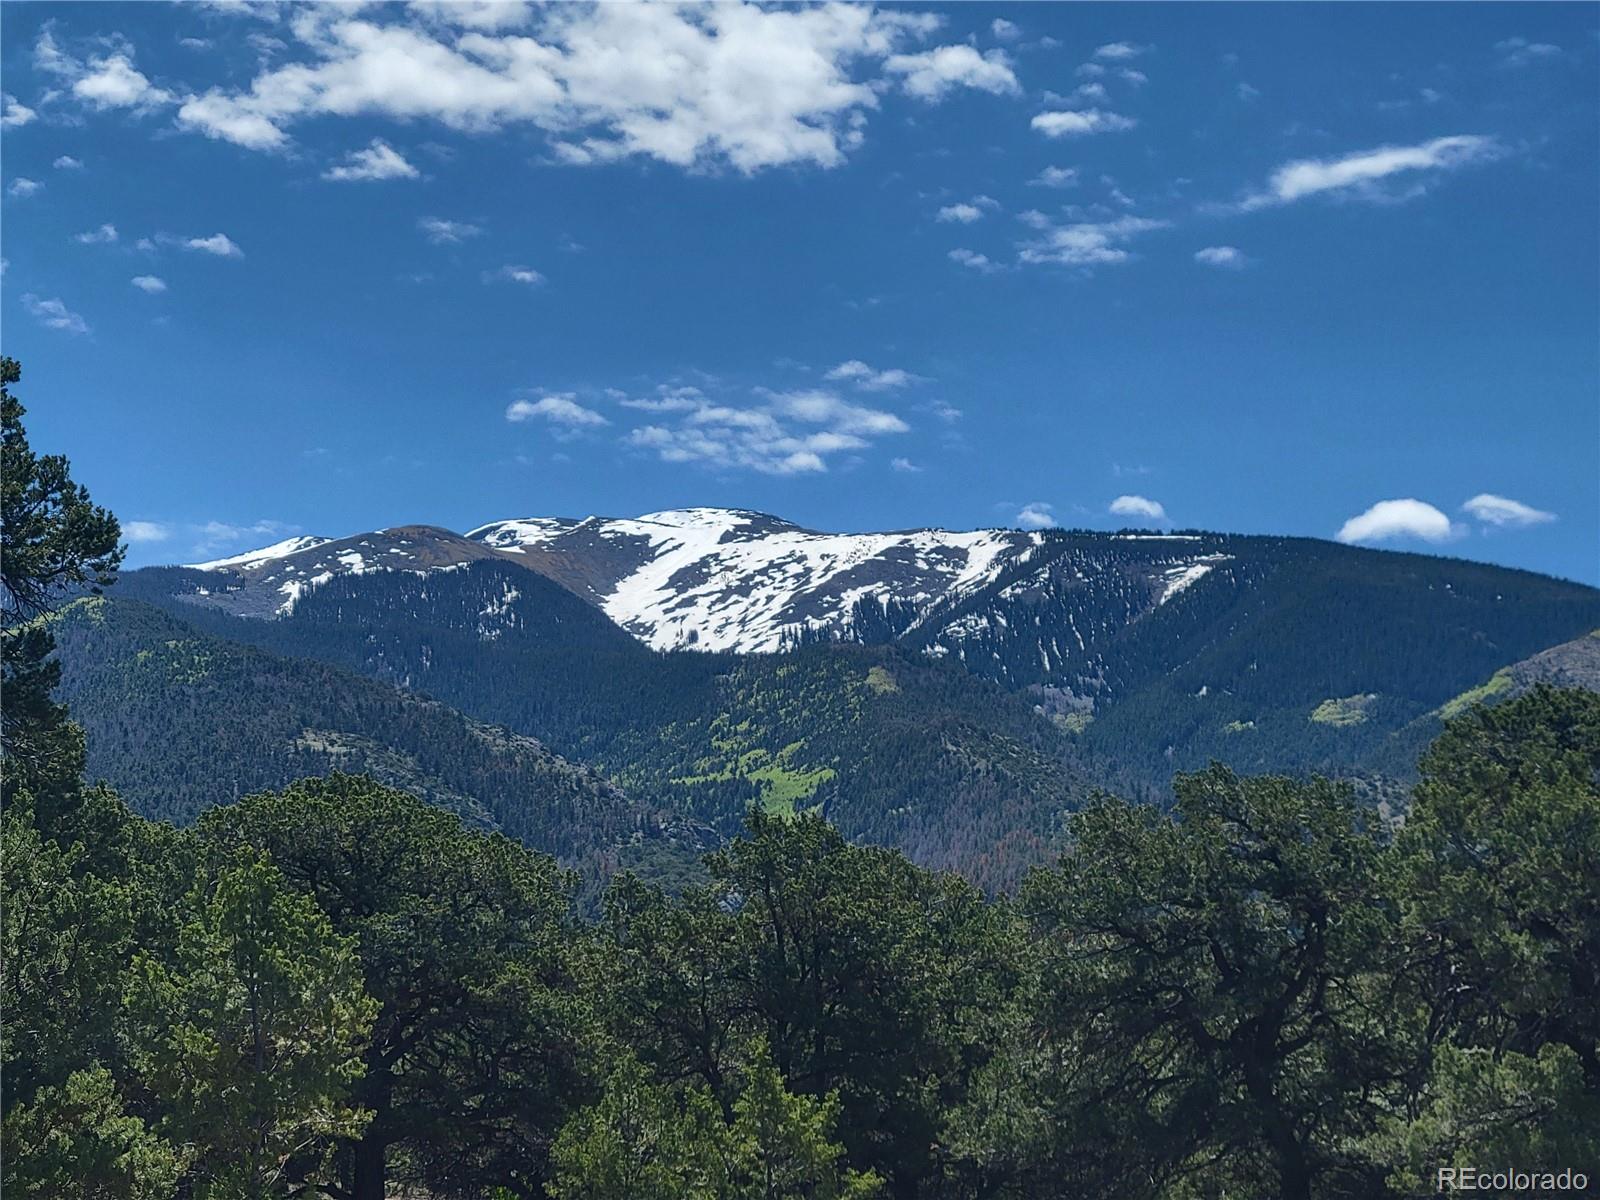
[4,356,1597,1198]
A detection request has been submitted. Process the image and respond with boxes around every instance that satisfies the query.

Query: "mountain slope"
[112,561,1106,890]
[137,509,1600,795]
[48,595,673,874]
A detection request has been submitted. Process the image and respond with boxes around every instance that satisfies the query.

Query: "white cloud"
[74,55,173,110]
[1237,81,1261,102]
[990,19,1020,42]
[623,383,907,475]
[124,520,172,543]
[922,399,962,422]
[408,2,537,31]
[824,360,918,390]
[1016,502,1057,529]
[75,223,119,245]
[323,138,420,181]
[1029,165,1079,188]
[890,456,922,473]
[1461,493,1555,528]
[1194,245,1246,268]
[1335,498,1456,545]
[1118,69,1148,86]
[884,44,1019,101]
[936,197,1000,224]
[419,216,482,243]
[618,384,707,413]
[38,34,173,112]
[185,232,244,257]
[1031,109,1137,138]
[21,294,89,335]
[131,275,168,293]
[767,389,909,435]
[8,178,43,198]
[1242,135,1500,209]
[948,247,1000,273]
[506,393,608,427]
[1093,42,1148,61]
[171,5,1013,173]
[53,155,83,169]
[485,264,545,286]
[1109,494,1167,521]
[1495,37,1562,68]
[1,93,36,128]
[1020,215,1166,268]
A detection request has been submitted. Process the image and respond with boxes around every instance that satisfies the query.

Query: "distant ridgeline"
[66,507,1600,888]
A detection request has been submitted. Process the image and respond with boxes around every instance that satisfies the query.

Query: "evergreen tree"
[1,356,122,816]
[124,850,375,1198]
[196,774,601,1200]
[1022,768,1408,1199]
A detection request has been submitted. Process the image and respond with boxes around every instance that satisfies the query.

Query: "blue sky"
[3,2,1596,583]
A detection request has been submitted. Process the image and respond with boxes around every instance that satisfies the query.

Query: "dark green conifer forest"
[4,355,1597,1197]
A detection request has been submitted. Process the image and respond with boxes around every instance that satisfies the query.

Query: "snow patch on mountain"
[187,535,332,571]
[1158,555,1230,604]
[470,508,1041,653]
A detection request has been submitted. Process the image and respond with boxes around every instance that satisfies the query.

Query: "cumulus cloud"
[884,44,1019,101]
[53,155,83,169]
[1028,165,1079,188]
[1093,41,1149,60]
[1031,108,1137,138]
[939,194,1007,224]
[948,247,1000,273]
[323,138,420,181]
[1020,215,1166,268]
[131,275,168,293]
[824,360,918,390]
[484,264,545,286]
[1016,502,1057,529]
[1462,493,1556,528]
[890,456,922,473]
[124,520,172,543]
[169,5,1016,173]
[37,31,173,111]
[419,216,482,243]
[1335,498,1457,544]
[620,382,908,475]
[1110,494,1167,521]
[21,294,89,335]
[506,393,608,427]
[1194,245,1246,268]
[990,19,1020,42]
[185,232,243,257]
[8,178,43,198]
[75,223,119,245]
[1240,135,1500,210]
[1,93,36,128]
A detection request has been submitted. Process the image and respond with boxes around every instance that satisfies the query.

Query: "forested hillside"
[75,566,1111,891]
[117,515,1600,809]
[48,594,682,881]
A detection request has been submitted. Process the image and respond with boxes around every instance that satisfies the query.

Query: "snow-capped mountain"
[181,525,509,618]
[175,507,1237,674]
[466,507,1041,652]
